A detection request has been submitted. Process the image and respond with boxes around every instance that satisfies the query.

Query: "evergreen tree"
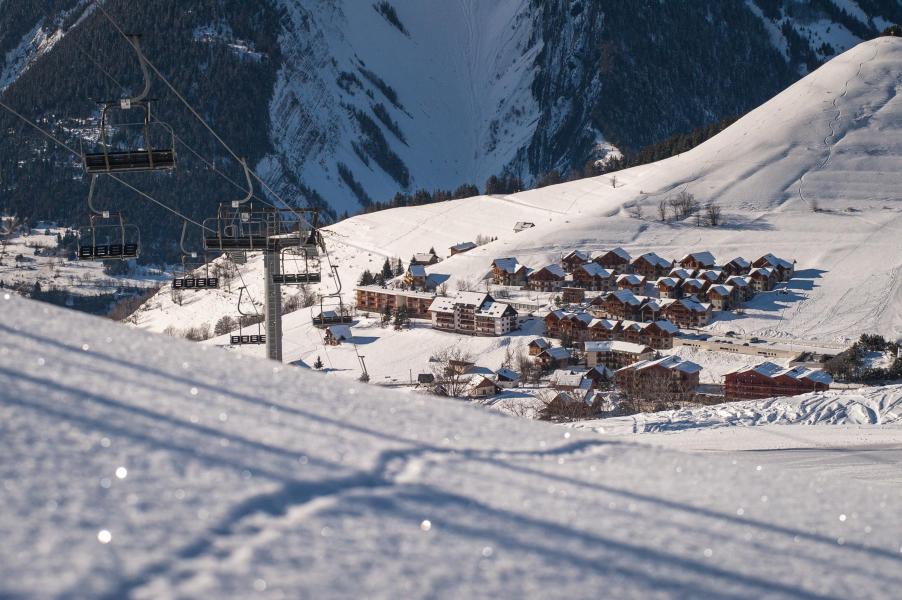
[381,304,392,327]
[428,246,436,255]
[394,257,404,277]
[393,306,409,330]
[313,355,324,369]
[358,269,374,286]
[381,258,393,279]
[485,175,501,195]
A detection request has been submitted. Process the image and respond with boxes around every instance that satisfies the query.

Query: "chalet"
[619,319,679,349]
[527,264,567,292]
[748,267,776,292]
[726,276,754,301]
[558,312,595,343]
[593,247,632,273]
[662,298,712,328]
[615,356,702,401]
[467,376,502,398]
[680,278,707,298]
[584,341,655,370]
[631,252,673,279]
[544,310,566,338]
[753,254,794,281]
[561,250,592,272]
[449,241,477,256]
[616,273,647,294]
[584,365,614,386]
[588,318,618,341]
[495,368,521,388]
[572,263,614,291]
[429,292,517,336]
[706,284,737,310]
[655,277,682,299]
[529,338,551,355]
[725,362,831,400]
[549,369,592,392]
[723,257,750,276]
[638,298,669,323]
[537,346,572,369]
[668,267,693,281]
[355,286,436,319]
[324,325,352,346]
[491,257,529,286]
[678,251,717,270]
[598,291,645,321]
[561,287,586,304]
[410,252,440,266]
[447,359,476,375]
[403,264,428,289]
[698,269,725,284]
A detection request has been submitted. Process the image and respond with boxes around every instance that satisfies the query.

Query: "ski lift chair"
[172,222,219,289]
[273,246,322,285]
[76,175,140,260]
[229,286,266,345]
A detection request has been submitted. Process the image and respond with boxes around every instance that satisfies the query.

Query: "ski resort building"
[355,286,436,318]
[491,257,529,286]
[753,254,794,281]
[631,253,673,279]
[561,250,592,272]
[748,267,777,292]
[724,362,832,400]
[615,356,703,399]
[571,263,614,291]
[449,241,477,256]
[616,273,647,294]
[527,264,567,291]
[428,292,517,336]
[661,298,713,328]
[723,257,751,276]
[584,341,655,370]
[655,277,682,299]
[679,251,717,270]
[593,247,632,273]
[706,284,737,310]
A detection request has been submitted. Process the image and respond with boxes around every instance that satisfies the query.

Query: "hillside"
[4,292,902,597]
[1,0,899,262]
[134,37,902,383]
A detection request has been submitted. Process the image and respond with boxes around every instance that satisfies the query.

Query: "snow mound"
[582,385,902,435]
[3,293,902,598]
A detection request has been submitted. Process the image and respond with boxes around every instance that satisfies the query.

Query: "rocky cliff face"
[0,0,898,258]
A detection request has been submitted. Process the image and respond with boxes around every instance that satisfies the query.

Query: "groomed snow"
[3,293,902,598]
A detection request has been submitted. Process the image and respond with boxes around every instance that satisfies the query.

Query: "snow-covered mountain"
[4,291,902,598]
[1,0,899,234]
[134,37,902,384]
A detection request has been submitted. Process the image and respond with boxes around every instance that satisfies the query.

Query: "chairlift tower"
[264,235,283,362]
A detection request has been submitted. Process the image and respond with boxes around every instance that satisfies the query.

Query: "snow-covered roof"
[541,347,571,360]
[699,269,723,281]
[575,263,612,278]
[492,257,524,274]
[412,252,436,262]
[451,241,477,251]
[531,264,566,279]
[584,340,653,355]
[681,278,705,290]
[634,252,672,268]
[749,267,774,278]
[563,250,591,262]
[549,369,587,388]
[727,257,750,268]
[617,273,646,286]
[652,320,680,334]
[725,276,749,287]
[588,318,617,331]
[407,264,427,277]
[355,286,436,300]
[668,268,692,280]
[609,290,643,306]
[606,247,632,261]
[729,362,833,385]
[476,301,516,318]
[672,298,710,313]
[655,277,679,288]
[707,284,735,297]
[495,368,520,381]
[680,251,716,266]
[466,375,500,391]
[625,355,702,374]
[454,291,493,307]
[756,253,793,269]
[326,325,352,340]
[428,296,457,313]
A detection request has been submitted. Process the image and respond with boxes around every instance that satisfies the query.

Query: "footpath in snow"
[2,293,902,598]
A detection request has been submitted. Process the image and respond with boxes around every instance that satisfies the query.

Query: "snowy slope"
[4,293,902,598]
[136,37,902,385]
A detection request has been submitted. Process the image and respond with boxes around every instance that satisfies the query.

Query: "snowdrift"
[2,293,902,598]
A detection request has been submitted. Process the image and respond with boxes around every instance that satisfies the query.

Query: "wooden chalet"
[529,338,551,355]
[537,346,572,369]
[616,273,647,294]
[584,341,655,370]
[324,325,352,346]
[527,264,567,292]
[631,252,673,279]
[615,356,702,401]
[561,250,591,273]
[668,267,693,281]
[449,241,477,256]
[467,375,503,398]
[662,298,712,328]
[410,252,440,266]
[593,247,632,273]
[597,291,645,321]
[561,287,586,304]
[752,254,794,281]
[698,269,725,284]
[403,264,428,289]
[495,368,521,388]
[748,267,776,292]
[655,277,682,299]
[723,257,751,276]
[679,278,708,298]
[726,276,753,301]
[678,251,717,270]
[355,286,436,319]
[572,262,614,291]
[491,257,529,287]
[725,362,831,400]
[706,284,737,310]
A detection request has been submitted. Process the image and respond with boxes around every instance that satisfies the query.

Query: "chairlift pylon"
[82,34,176,174]
[76,175,140,260]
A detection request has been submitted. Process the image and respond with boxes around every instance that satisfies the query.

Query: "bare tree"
[618,370,688,414]
[669,191,699,220]
[705,203,722,227]
[429,347,474,398]
[658,199,668,222]
[516,349,536,384]
[437,282,449,296]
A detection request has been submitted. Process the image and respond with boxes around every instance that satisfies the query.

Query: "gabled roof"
[756,253,793,269]
[680,251,716,266]
[668,268,692,280]
[584,340,653,355]
[454,291,493,307]
[698,269,723,282]
[608,290,644,306]
[451,241,477,252]
[622,355,702,374]
[495,368,521,381]
[634,252,672,268]
[412,252,437,263]
[727,257,750,268]
[540,347,572,360]
[467,375,501,392]
[588,318,617,331]
[549,369,587,388]
[669,298,710,313]
[652,320,680,334]
[530,264,567,279]
[681,278,706,290]
[749,267,775,278]
[726,276,749,287]
[529,338,551,350]
[407,264,427,277]
[655,277,679,288]
[563,250,591,262]
[727,361,832,385]
[597,247,631,261]
[575,262,612,278]
[617,273,646,286]
[476,301,516,318]
[707,284,735,297]
[326,325,352,340]
[492,257,524,274]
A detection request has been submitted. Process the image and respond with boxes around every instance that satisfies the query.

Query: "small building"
[655,277,682,299]
[593,247,632,273]
[528,264,567,292]
[748,267,776,292]
[619,320,679,350]
[549,369,592,392]
[404,264,428,289]
[597,290,645,321]
[662,298,712,328]
[706,284,737,310]
[725,362,831,400]
[723,257,750,277]
[449,241,477,256]
[616,273,647,295]
[584,365,614,386]
[561,250,592,273]
[561,286,586,304]
[752,254,794,281]
[491,257,529,287]
[725,276,753,301]
[475,301,519,336]
[638,298,669,323]
[529,338,551,355]
[513,221,535,233]
[572,263,614,291]
[678,251,717,270]
[537,346,572,369]
[631,252,673,279]
[668,267,693,281]
[584,340,655,370]
[417,373,435,385]
[447,359,476,375]
[679,278,708,298]
[324,325,352,346]
[615,356,702,401]
[698,269,725,284]
[467,375,502,398]
[495,368,521,388]
[410,252,440,266]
